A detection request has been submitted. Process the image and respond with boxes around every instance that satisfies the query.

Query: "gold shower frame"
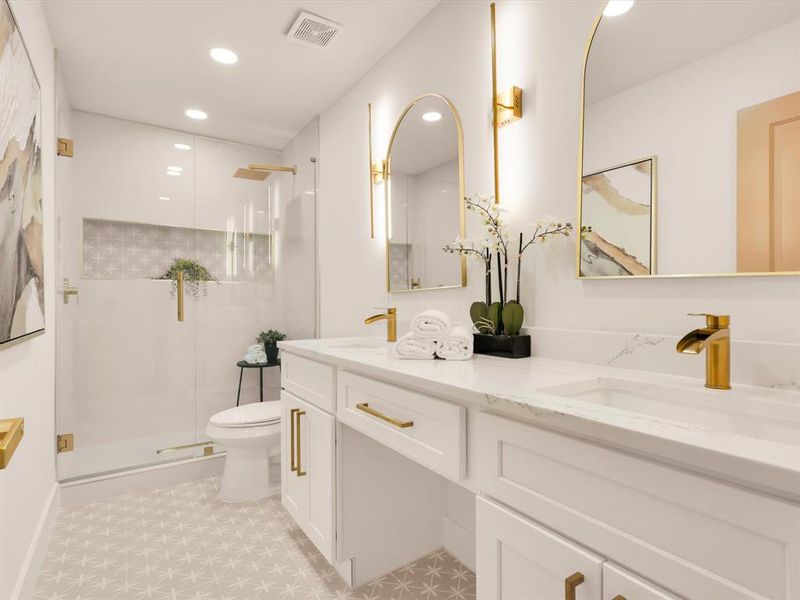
[576,2,799,279]
[383,93,467,293]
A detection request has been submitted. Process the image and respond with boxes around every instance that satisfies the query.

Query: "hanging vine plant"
[156,258,219,297]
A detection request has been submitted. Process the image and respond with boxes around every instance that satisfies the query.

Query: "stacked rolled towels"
[394,309,473,360]
[434,325,473,361]
[244,343,267,364]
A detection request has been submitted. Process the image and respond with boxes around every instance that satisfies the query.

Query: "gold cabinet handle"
[611,596,627,600]
[565,572,584,600]
[0,418,24,470]
[355,403,413,429]
[176,270,185,322]
[290,408,299,472]
[295,410,307,477]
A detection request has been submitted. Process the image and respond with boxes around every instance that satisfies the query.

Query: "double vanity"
[278,338,800,600]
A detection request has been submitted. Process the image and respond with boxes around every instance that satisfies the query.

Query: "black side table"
[236,360,281,406]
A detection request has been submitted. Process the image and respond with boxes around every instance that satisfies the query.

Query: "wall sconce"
[490,2,523,204]
[368,103,389,239]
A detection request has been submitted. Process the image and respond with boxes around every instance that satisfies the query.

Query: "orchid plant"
[443,194,576,335]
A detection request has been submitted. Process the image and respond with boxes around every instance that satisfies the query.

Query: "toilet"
[206,402,281,503]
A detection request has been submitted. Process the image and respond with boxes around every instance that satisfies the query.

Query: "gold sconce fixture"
[367,103,388,239]
[490,2,523,204]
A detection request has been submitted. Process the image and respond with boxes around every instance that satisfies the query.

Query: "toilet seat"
[210,402,281,429]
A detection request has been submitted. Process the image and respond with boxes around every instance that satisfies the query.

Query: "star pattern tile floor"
[33,477,476,600]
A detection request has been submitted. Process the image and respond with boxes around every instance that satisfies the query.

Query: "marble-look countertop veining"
[279,337,800,502]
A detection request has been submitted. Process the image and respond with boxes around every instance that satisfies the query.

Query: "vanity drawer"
[476,412,800,600]
[281,353,336,413]
[337,371,466,480]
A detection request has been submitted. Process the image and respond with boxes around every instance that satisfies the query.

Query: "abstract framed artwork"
[0,0,44,346]
[579,156,656,278]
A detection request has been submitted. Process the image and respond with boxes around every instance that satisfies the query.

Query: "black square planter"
[473,334,531,359]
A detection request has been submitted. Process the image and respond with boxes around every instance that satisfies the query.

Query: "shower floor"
[57,430,214,481]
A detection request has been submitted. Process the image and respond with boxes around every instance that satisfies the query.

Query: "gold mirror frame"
[384,93,467,293]
[576,3,800,280]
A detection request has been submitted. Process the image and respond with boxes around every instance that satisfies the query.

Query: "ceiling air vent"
[286,11,342,49]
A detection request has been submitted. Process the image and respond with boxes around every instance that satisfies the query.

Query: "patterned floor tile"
[33,477,475,600]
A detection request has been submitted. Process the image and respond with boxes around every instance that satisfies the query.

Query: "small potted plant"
[444,195,577,358]
[257,329,287,364]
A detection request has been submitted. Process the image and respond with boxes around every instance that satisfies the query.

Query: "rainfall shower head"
[233,167,271,181]
[233,163,297,180]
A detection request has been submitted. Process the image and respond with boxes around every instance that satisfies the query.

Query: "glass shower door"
[56,112,199,480]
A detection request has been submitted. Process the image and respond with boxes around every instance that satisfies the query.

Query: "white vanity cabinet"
[278,342,800,600]
[280,353,337,564]
[476,497,603,599]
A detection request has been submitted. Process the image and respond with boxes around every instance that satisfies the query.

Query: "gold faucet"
[676,313,731,390]
[365,307,397,342]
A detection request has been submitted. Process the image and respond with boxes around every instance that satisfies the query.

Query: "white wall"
[0,1,58,597]
[318,0,799,387]
[585,19,800,274]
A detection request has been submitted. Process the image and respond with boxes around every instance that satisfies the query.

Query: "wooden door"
[737,91,800,272]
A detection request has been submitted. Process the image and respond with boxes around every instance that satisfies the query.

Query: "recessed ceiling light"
[166,170,181,176]
[422,111,442,122]
[167,166,183,172]
[603,0,634,16]
[185,108,208,120]
[174,143,191,151]
[159,196,170,201]
[209,46,238,65]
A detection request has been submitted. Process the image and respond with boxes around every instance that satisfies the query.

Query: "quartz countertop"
[279,337,800,502]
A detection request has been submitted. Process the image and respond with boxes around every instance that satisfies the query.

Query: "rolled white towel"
[410,309,452,339]
[246,343,264,355]
[244,351,267,364]
[435,325,474,360]
[393,333,436,360]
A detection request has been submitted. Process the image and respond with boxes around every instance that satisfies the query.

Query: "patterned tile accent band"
[83,219,272,282]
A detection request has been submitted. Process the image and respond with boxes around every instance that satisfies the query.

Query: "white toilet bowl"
[206,402,281,503]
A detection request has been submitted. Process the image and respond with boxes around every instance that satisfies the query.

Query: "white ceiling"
[586,0,800,104]
[44,0,439,150]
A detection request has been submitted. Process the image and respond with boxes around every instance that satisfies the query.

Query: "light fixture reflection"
[603,0,634,16]
[174,143,191,151]
[422,111,442,122]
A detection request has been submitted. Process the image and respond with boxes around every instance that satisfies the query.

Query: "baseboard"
[443,515,476,573]
[60,454,225,508]
[12,483,60,600]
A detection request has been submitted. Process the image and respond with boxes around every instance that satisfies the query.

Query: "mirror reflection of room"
[386,95,464,291]
[581,0,799,277]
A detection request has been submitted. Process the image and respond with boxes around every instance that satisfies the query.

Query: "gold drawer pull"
[611,596,626,600]
[0,418,24,470]
[356,403,414,429]
[290,408,299,472]
[295,410,307,477]
[565,572,584,600]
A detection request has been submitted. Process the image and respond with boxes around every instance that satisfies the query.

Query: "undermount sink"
[539,377,800,446]
[321,338,389,351]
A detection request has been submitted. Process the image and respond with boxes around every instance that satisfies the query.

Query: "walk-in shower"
[54,110,319,481]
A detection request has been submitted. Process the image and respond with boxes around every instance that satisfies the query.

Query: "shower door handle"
[61,278,79,304]
[176,270,185,322]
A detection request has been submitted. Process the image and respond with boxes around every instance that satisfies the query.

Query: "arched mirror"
[384,94,466,292]
[578,0,800,278]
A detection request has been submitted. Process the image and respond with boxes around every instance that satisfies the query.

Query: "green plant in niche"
[157,258,219,297]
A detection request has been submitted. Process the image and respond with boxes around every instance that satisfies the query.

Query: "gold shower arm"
[248,163,297,175]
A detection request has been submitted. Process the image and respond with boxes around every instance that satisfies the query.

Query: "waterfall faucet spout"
[676,313,731,390]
